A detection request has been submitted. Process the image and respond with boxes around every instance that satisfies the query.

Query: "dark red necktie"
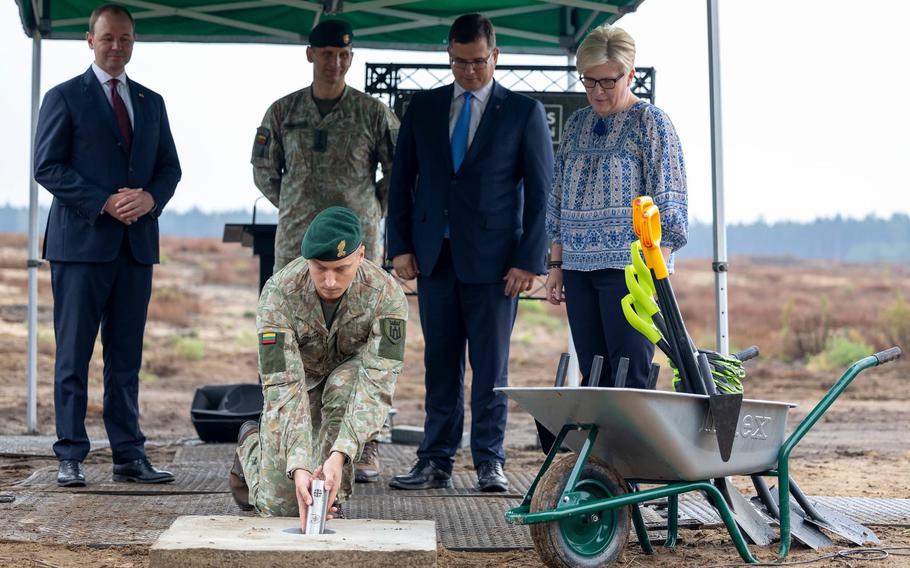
[109,78,132,147]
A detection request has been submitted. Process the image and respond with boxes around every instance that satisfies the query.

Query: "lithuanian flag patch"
[261,332,278,345]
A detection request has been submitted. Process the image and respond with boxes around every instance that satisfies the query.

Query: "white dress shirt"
[449,79,494,148]
[91,62,134,127]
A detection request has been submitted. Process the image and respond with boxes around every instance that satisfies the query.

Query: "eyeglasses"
[450,52,494,71]
[581,72,626,90]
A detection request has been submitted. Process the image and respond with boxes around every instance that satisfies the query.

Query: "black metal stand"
[223,223,276,293]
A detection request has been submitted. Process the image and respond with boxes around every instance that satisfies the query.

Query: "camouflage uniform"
[237,257,407,516]
[251,86,400,270]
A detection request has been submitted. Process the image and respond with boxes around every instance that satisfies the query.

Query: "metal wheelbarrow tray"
[497,348,902,568]
[501,387,794,482]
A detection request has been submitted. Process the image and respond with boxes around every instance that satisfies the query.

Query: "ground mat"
[3,441,909,550]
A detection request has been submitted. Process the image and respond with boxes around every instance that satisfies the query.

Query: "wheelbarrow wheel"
[530,453,630,568]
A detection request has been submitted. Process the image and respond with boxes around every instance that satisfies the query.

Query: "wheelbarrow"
[499,347,902,567]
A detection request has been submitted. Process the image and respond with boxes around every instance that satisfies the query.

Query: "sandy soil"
[0,234,908,567]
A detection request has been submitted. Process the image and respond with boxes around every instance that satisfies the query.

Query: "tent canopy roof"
[16,0,642,54]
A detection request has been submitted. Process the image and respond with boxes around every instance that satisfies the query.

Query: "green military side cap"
[309,19,353,47]
[301,206,363,261]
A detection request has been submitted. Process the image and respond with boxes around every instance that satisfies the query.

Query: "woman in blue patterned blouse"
[544,24,688,389]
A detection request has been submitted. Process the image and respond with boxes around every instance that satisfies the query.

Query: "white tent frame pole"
[707,0,729,355]
[27,33,42,434]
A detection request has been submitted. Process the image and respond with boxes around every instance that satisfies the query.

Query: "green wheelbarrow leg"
[631,503,654,555]
[664,494,679,548]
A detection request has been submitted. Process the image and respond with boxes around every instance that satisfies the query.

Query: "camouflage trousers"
[274,215,384,273]
[237,359,366,517]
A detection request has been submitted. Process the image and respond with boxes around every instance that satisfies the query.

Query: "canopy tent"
[14,0,729,433]
[16,0,643,52]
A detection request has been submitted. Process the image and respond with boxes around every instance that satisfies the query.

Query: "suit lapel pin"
[138,92,145,98]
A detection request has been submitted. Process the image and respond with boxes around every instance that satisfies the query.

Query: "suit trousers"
[416,242,517,471]
[50,236,152,463]
[563,268,655,389]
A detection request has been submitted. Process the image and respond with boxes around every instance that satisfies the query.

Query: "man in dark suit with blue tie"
[387,14,553,492]
[33,4,181,487]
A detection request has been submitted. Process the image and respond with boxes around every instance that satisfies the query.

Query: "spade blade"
[711,393,743,462]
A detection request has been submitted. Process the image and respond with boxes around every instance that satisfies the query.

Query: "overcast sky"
[1,0,908,224]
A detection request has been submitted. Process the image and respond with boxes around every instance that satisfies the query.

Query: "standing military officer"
[229,207,407,528]
[251,19,399,271]
[252,21,399,481]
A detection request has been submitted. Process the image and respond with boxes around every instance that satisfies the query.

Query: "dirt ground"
[0,233,908,567]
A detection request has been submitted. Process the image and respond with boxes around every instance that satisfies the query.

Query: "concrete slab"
[150,515,437,568]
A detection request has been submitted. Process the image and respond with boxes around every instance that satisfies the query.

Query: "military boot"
[354,440,381,483]
[229,421,259,511]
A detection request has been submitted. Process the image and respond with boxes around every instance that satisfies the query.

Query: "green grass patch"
[236,328,258,348]
[170,335,205,361]
[807,332,872,371]
[517,300,562,331]
[139,371,160,383]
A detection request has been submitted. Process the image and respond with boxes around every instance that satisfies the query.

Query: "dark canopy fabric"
[15,0,643,54]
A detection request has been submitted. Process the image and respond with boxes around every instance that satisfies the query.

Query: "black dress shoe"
[112,457,175,484]
[57,460,86,487]
[388,458,451,490]
[476,461,509,493]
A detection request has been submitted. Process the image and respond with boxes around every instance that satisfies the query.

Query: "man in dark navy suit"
[387,14,553,492]
[33,4,181,487]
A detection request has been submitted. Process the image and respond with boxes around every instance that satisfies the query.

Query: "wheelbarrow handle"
[734,345,760,362]
[874,346,902,365]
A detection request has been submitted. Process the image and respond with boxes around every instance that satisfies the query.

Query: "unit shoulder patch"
[378,318,406,361]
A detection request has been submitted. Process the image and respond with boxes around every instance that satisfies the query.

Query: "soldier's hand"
[503,267,536,297]
[292,468,315,532]
[392,254,419,281]
[318,452,346,519]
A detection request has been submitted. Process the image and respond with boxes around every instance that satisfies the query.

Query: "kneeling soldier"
[230,206,407,528]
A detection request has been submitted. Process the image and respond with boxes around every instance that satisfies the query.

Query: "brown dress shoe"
[229,421,259,511]
[354,440,381,483]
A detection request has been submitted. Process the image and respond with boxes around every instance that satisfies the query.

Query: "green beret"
[309,19,353,48]
[301,207,363,261]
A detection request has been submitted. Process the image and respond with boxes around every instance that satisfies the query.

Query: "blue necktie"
[451,91,472,171]
[445,92,472,238]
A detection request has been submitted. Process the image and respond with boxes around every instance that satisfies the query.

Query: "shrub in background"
[880,293,910,351]
[807,331,873,371]
[779,296,831,361]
